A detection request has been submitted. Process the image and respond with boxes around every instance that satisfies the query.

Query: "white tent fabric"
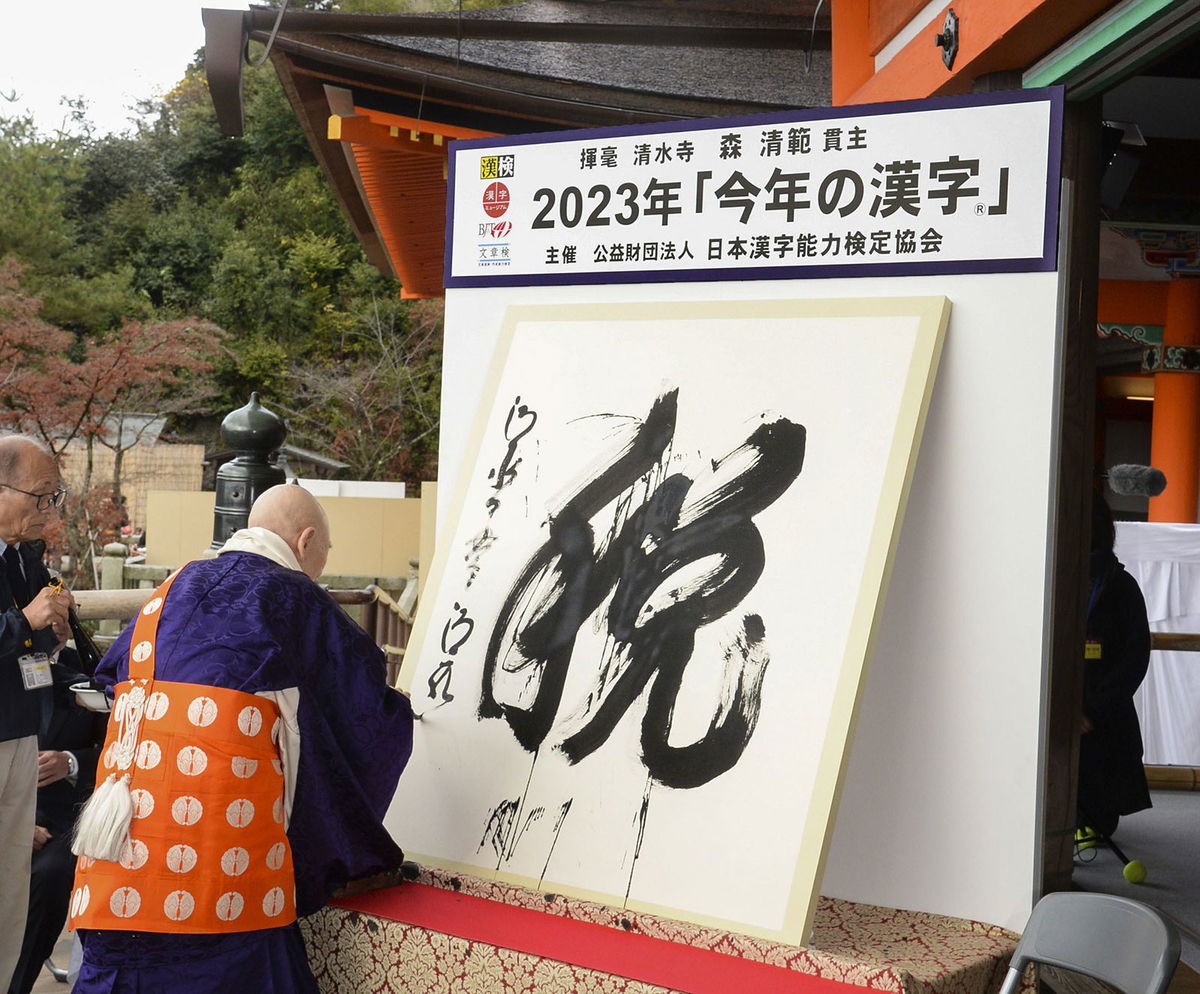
[1115,522,1200,765]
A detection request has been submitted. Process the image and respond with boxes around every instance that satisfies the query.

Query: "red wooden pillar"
[1149,279,1200,522]
[830,1,874,106]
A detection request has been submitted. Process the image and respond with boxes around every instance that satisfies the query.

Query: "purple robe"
[74,551,414,994]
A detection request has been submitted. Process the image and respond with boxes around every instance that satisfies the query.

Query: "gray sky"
[0,0,249,137]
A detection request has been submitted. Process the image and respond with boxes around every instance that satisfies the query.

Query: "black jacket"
[37,663,104,834]
[1078,548,1153,822]
[0,543,57,742]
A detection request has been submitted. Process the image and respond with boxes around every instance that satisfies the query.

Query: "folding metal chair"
[998,893,1180,994]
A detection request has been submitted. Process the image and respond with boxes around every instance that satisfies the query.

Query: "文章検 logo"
[476,240,512,268]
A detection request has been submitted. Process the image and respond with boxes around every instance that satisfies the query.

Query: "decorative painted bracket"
[1143,345,1200,373]
[1098,322,1163,345]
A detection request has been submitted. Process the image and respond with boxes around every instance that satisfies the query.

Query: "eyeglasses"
[0,484,68,511]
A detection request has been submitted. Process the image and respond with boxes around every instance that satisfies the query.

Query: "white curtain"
[1115,522,1200,765]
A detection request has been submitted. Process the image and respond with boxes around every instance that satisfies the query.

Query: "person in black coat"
[1078,492,1152,839]
[6,662,105,994]
[0,437,75,991]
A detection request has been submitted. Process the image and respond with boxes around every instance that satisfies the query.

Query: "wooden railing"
[1150,633,1200,653]
[74,580,417,686]
[73,543,420,682]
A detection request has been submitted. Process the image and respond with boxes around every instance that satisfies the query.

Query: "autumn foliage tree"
[1,260,224,584]
[0,258,73,394]
[280,296,442,483]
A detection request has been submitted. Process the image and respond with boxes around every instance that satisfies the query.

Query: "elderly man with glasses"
[0,435,75,992]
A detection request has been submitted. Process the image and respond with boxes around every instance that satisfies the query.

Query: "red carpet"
[334,882,875,994]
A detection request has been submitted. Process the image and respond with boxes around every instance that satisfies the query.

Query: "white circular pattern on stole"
[231,757,258,779]
[262,887,286,917]
[270,718,280,744]
[273,795,284,824]
[237,706,263,737]
[216,892,244,922]
[134,740,161,770]
[71,886,90,918]
[164,890,195,922]
[171,796,203,827]
[166,844,198,873]
[141,596,163,615]
[226,798,254,828]
[265,842,286,871]
[176,746,208,776]
[118,839,149,871]
[271,758,282,775]
[187,696,218,727]
[221,846,250,877]
[103,743,117,770]
[110,887,141,918]
[145,692,170,721]
[130,789,155,820]
[131,641,153,664]
[113,694,127,723]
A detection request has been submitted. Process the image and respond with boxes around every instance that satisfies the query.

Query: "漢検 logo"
[480,154,515,179]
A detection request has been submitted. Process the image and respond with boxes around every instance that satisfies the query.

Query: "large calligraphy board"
[387,296,949,943]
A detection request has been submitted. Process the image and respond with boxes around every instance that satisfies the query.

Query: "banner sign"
[445,89,1062,288]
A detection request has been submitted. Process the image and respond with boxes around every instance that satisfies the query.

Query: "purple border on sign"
[443,87,1064,289]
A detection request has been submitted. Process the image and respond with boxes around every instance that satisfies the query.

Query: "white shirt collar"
[217,527,303,573]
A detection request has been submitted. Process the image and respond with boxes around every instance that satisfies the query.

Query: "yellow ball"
[1123,860,1147,884]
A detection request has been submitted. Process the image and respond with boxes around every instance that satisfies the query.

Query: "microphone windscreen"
[1107,464,1167,497]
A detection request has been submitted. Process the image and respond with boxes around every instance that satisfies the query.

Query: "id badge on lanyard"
[19,652,52,690]
[11,570,53,690]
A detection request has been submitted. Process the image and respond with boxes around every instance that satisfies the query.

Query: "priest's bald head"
[248,484,332,581]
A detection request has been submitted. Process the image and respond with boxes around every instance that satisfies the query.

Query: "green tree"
[37,266,152,335]
[68,132,176,238]
[140,195,234,312]
[140,66,246,202]
[0,113,86,277]
[1,38,443,489]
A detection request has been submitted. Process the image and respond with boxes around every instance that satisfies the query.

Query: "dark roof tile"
[353,0,830,109]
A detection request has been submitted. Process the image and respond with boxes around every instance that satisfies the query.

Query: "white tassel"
[72,773,133,861]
